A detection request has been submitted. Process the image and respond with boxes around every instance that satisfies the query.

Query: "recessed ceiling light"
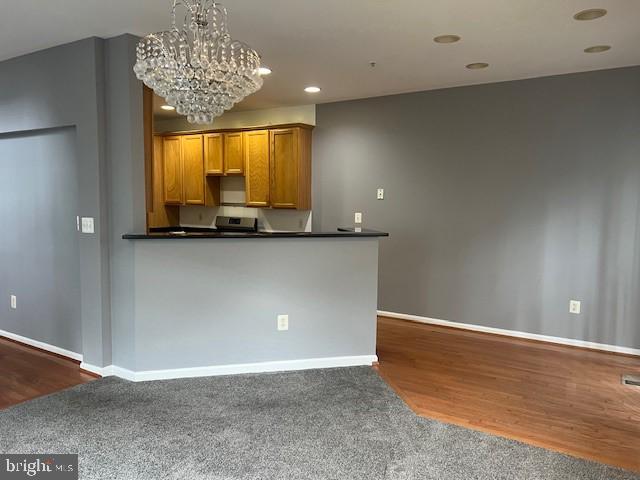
[161,105,175,111]
[574,8,607,21]
[584,45,611,53]
[258,66,272,75]
[304,86,321,93]
[434,35,461,44]
[466,62,489,70]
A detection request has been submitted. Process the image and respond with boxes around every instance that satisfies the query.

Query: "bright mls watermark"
[0,455,77,479]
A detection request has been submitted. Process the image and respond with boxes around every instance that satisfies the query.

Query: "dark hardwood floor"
[0,337,95,410]
[375,316,640,473]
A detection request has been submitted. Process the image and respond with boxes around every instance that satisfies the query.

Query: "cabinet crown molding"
[158,123,315,137]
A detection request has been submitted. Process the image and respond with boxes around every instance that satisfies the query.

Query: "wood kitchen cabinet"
[163,134,210,206]
[204,133,224,175]
[270,127,312,209]
[147,135,180,228]
[158,124,311,211]
[163,135,183,204]
[223,132,244,175]
[244,130,270,207]
[182,135,205,205]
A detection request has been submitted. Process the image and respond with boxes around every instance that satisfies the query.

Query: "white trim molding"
[79,364,135,380]
[0,329,83,362]
[82,355,378,382]
[79,363,110,377]
[2,329,377,381]
[378,310,640,357]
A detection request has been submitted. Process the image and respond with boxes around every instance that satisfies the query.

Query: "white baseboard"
[79,363,135,380]
[82,355,378,382]
[378,310,640,357]
[0,329,83,362]
[109,366,136,381]
[79,362,109,377]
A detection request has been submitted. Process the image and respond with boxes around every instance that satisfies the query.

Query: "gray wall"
[0,35,146,366]
[0,128,82,352]
[131,238,379,371]
[105,34,146,369]
[0,38,111,363]
[314,66,640,349]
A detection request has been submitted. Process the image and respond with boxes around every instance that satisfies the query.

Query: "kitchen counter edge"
[122,229,389,240]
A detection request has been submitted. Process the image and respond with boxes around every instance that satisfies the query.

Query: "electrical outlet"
[377,188,384,200]
[10,295,16,310]
[569,300,581,315]
[354,212,362,224]
[81,217,95,234]
[277,314,289,331]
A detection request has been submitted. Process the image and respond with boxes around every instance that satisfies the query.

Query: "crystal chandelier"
[134,1,263,124]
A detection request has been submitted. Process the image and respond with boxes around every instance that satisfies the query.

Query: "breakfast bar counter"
[122,228,388,240]
[109,229,388,381]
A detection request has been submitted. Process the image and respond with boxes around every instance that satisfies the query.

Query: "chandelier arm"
[214,3,229,36]
[171,0,185,30]
[145,32,176,69]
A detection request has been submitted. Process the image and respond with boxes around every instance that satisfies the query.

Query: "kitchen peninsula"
[118,229,387,381]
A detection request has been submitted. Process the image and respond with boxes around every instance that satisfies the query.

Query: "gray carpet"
[0,367,638,479]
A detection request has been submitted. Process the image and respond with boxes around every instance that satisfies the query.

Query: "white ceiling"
[3,0,640,111]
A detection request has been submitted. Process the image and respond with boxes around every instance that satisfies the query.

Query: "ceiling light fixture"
[304,86,321,93]
[134,1,264,124]
[466,62,489,70]
[434,35,461,44]
[584,45,611,53]
[574,9,607,21]
[258,66,272,76]
[161,105,176,111]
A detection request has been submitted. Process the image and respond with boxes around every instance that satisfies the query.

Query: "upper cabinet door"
[163,136,183,205]
[182,134,205,205]
[244,130,270,207]
[270,128,299,209]
[224,132,244,175]
[204,133,224,175]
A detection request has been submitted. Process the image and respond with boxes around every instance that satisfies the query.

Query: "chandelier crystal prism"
[134,0,263,124]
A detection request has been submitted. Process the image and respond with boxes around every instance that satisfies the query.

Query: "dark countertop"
[122,227,389,240]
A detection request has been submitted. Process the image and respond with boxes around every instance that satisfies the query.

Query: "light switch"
[354,212,362,224]
[81,217,95,234]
